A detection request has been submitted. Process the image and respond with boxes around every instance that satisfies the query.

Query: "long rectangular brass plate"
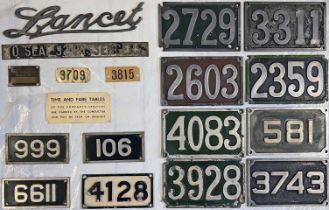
[45,92,110,124]
[2,42,149,59]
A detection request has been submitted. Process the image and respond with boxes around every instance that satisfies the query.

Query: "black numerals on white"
[14,139,61,159]
[168,164,241,201]
[250,60,324,99]
[252,171,324,195]
[167,64,239,101]
[88,180,148,202]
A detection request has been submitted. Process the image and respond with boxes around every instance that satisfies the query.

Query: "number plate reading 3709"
[248,160,328,206]
[245,2,325,50]
[82,174,153,208]
[163,160,244,207]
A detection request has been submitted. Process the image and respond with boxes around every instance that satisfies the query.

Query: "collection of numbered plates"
[1,1,329,209]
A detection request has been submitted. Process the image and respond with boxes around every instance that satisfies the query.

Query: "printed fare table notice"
[45,93,110,123]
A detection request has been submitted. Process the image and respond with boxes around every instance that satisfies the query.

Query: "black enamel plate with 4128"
[160,2,240,50]
[244,2,325,50]
[246,55,327,104]
[248,160,328,206]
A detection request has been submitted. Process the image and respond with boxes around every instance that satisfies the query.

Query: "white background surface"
[0,0,328,209]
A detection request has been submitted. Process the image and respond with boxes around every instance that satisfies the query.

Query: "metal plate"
[83,132,144,163]
[8,66,40,86]
[162,110,244,158]
[161,57,242,106]
[2,42,149,60]
[159,2,240,51]
[2,178,70,208]
[246,55,328,104]
[163,159,244,207]
[247,160,328,206]
[248,109,326,155]
[6,133,69,164]
[105,66,140,82]
[56,67,90,83]
[82,174,153,208]
[244,2,325,50]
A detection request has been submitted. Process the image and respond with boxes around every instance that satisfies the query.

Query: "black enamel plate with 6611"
[2,178,70,208]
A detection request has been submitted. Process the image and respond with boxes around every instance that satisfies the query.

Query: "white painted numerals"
[252,171,324,194]
[168,165,241,201]
[167,115,241,151]
[14,139,60,159]
[96,138,132,157]
[263,119,313,144]
[167,64,239,101]
[163,8,236,47]
[251,61,324,99]
[14,184,57,203]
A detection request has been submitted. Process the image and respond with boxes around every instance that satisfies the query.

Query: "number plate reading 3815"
[82,174,153,208]
[3,178,69,208]
[161,57,242,105]
[248,160,328,206]
[163,160,244,207]
[247,56,327,103]
[160,2,240,50]
[245,2,325,50]
[163,110,243,157]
